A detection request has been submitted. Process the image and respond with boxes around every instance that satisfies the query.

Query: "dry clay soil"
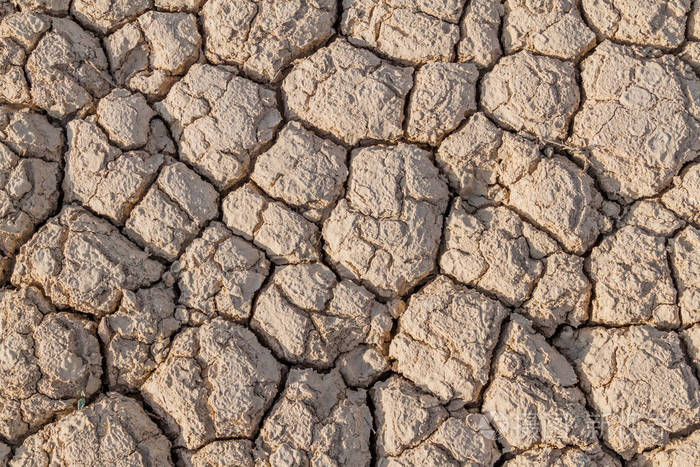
[0,0,700,466]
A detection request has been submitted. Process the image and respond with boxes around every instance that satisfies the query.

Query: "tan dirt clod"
[9,393,172,466]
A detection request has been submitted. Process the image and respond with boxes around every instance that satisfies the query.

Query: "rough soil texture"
[556,325,700,459]
[124,161,219,261]
[371,375,500,465]
[170,221,270,322]
[0,287,101,443]
[323,143,449,298]
[250,262,394,379]
[282,38,413,145]
[340,0,462,65]
[201,0,335,82]
[390,275,507,403]
[223,182,321,264]
[406,62,478,145]
[255,368,372,465]
[156,63,281,190]
[483,314,600,453]
[481,50,580,141]
[250,121,347,222]
[581,0,691,49]
[105,11,201,99]
[502,0,596,60]
[0,2,699,466]
[569,41,700,202]
[10,392,173,466]
[141,318,282,449]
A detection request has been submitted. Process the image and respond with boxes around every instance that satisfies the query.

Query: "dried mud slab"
[520,252,590,337]
[437,112,610,254]
[254,368,372,466]
[171,221,270,322]
[681,325,700,374]
[282,38,413,145]
[251,262,394,382]
[483,314,598,453]
[12,205,164,316]
[0,107,63,162]
[390,275,507,403]
[680,40,700,73]
[0,108,63,276]
[201,0,336,82]
[156,64,281,190]
[506,446,621,467]
[10,393,172,466]
[179,440,254,467]
[105,11,201,99]
[587,201,682,327]
[457,0,503,68]
[441,200,590,320]
[406,62,478,145]
[336,341,395,389]
[99,284,185,390]
[26,16,111,119]
[223,182,321,264]
[323,143,449,298]
[506,154,611,255]
[435,111,518,207]
[630,430,700,466]
[670,226,700,324]
[155,0,204,11]
[582,0,690,48]
[96,88,157,150]
[251,121,348,222]
[125,161,218,261]
[0,132,60,259]
[141,318,283,449]
[63,89,173,225]
[371,376,500,466]
[502,0,596,60]
[11,0,69,15]
[569,41,700,201]
[0,12,50,106]
[340,0,462,65]
[662,163,700,225]
[0,287,101,443]
[71,0,151,35]
[481,51,579,141]
[556,325,700,459]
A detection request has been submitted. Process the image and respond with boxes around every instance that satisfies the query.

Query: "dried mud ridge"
[0,0,699,465]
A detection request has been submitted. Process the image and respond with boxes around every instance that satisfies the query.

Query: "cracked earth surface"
[0,0,699,465]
